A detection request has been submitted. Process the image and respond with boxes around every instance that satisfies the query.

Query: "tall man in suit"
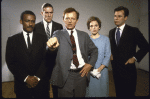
[109,6,149,97]
[47,7,98,97]
[34,3,63,98]
[6,10,49,98]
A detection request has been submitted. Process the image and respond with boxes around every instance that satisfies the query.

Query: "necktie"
[46,23,50,39]
[70,31,79,67]
[27,33,31,50]
[116,28,120,46]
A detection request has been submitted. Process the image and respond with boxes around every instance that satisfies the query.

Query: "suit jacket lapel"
[51,21,54,37]
[112,28,117,47]
[18,32,29,55]
[76,30,82,50]
[30,32,38,55]
[119,25,129,46]
[62,29,72,46]
[41,21,47,35]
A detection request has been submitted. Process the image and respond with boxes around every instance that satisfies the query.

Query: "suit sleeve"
[5,37,29,82]
[134,28,149,62]
[87,35,98,67]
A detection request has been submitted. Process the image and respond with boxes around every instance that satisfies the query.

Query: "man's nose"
[68,19,72,22]
[48,13,51,16]
[29,21,34,26]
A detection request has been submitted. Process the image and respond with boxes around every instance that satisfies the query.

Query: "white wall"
[2,0,148,82]
[138,0,149,71]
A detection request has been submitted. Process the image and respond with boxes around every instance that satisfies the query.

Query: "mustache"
[27,26,34,28]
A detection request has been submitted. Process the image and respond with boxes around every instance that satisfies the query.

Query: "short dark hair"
[63,7,79,20]
[20,10,36,21]
[87,16,101,30]
[114,6,129,17]
[41,3,53,12]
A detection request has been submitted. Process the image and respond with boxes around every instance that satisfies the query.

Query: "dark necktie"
[116,28,120,46]
[27,33,31,50]
[46,23,50,39]
[70,31,79,67]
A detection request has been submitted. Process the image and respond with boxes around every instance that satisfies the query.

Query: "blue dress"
[86,34,111,97]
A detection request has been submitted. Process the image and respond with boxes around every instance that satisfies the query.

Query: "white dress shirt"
[23,30,33,48]
[43,19,53,37]
[66,28,85,69]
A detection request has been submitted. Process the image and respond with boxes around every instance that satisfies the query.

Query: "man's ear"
[41,12,43,16]
[125,16,128,21]
[20,20,22,24]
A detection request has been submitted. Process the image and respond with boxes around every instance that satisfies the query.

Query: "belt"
[69,67,83,72]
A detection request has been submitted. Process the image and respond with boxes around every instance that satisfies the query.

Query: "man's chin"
[66,26,74,30]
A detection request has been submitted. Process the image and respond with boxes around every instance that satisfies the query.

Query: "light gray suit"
[50,29,98,97]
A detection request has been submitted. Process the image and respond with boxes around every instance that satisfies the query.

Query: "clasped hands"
[26,76,39,88]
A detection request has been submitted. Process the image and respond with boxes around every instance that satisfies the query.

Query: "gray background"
[2,0,149,82]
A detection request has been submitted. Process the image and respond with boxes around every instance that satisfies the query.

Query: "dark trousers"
[111,61,137,97]
[58,70,87,97]
[15,78,50,98]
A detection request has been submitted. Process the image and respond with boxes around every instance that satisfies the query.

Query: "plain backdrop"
[2,0,149,82]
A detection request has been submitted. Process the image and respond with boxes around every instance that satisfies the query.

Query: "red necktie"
[70,31,79,67]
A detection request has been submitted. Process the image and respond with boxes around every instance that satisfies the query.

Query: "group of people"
[6,3,149,98]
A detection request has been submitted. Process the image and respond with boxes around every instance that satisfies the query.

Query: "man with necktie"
[109,6,149,97]
[34,3,63,98]
[6,10,49,98]
[47,7,98,97]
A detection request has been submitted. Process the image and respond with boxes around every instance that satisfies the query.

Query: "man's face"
[63,11,78,30]
[41,7,53,23]
[20,14,35,33]
[114,10,127,27]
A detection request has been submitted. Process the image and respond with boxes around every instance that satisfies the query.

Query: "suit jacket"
[109,24,149,66]
[6,32,48,90]
[34,20,63,78]
[50,29,98,87]
[34,20,63,38]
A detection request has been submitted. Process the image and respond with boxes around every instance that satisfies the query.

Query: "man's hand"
[47,37,59,51]
[26,76,39,88]
[125,57,136,65]
[80,63,92,77]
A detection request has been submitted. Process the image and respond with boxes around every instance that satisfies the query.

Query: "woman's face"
[89,21,100,35]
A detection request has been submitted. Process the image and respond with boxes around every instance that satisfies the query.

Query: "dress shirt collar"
[66,28,76,35]
[22,29,33,44]
[22,29,33,35]
[43,19,52,26]
[116,23,125,31]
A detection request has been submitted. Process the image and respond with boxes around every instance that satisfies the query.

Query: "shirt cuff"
[133,56,137,61]
[24,75,29,82]
[34,76,40,81]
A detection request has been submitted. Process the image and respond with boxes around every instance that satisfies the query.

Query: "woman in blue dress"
[86,16,111,97]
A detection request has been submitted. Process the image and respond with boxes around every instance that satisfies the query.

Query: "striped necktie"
[70,31,79,67]
[46,23,50,39]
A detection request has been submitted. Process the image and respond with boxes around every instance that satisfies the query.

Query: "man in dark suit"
[47,7,98,97]
[109,6,149,97]
[6,10,49,98]
[34,3,63,98]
